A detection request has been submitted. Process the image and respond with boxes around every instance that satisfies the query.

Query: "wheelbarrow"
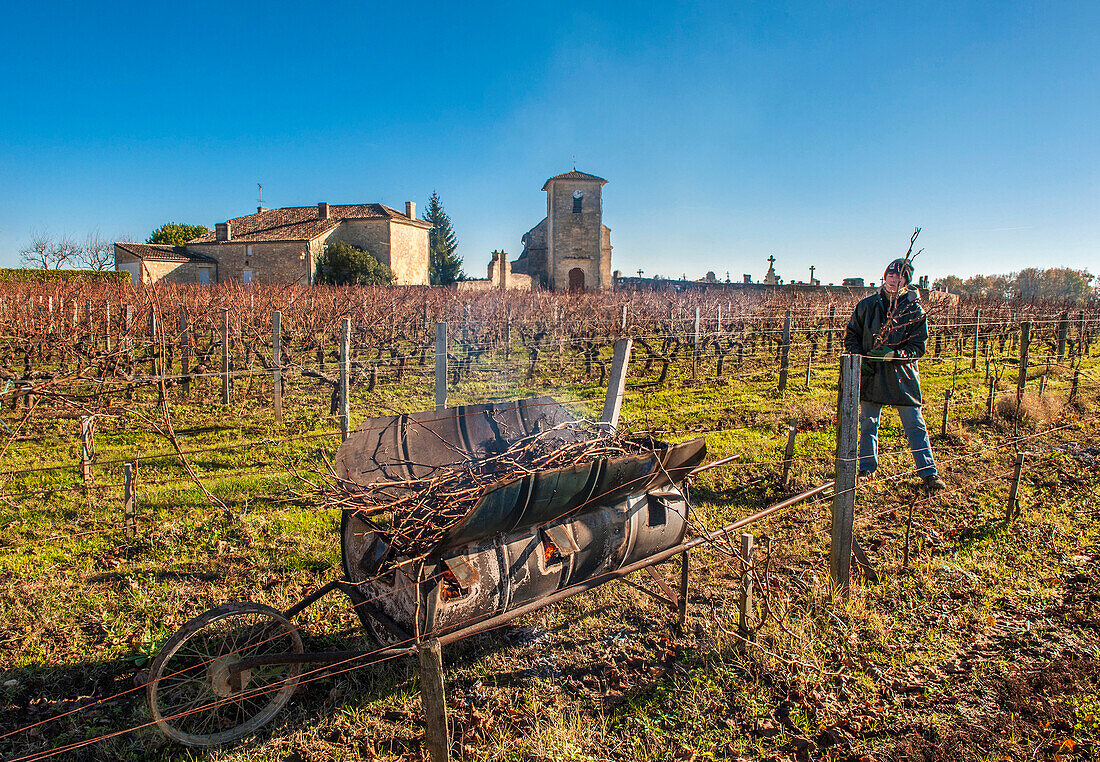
[144,396,706,746]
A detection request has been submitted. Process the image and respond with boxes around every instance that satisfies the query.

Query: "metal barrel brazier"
[339,396,705,642]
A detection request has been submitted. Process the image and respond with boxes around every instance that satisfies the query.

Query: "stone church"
[507,170,613,291]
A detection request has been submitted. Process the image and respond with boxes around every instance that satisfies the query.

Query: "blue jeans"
[859,401,937,477]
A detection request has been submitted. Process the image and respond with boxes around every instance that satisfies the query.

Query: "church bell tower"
[543,170,611,291]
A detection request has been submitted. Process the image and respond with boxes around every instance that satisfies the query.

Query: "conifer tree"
[422,191,463,285]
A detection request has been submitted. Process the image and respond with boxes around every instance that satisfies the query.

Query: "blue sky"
[1,1,1096,284]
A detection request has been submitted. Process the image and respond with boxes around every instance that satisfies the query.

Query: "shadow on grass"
[688,478,787,520]
[0,654,144,758]
[951,515,1011,550]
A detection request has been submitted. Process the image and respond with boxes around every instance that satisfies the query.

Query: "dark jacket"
[844,288,927,406]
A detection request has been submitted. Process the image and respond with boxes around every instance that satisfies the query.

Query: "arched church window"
[572,189,583,213]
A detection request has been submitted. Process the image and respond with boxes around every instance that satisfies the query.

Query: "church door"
[568,268,586,292]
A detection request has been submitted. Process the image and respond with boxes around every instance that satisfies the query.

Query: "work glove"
[866,347,896,361]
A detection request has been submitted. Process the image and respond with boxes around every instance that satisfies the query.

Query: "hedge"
[0,269,131,284]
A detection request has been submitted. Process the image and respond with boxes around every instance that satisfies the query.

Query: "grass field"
[2,324,1099,761]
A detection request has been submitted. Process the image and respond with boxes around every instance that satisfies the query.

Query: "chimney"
[215,222,232,242]
[405,201,416,219]
[318,202,330,219]
[257,206,268,214]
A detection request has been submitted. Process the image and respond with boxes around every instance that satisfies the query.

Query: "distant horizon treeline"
[934,267,1095,303]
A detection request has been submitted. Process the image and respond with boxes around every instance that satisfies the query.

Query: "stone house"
[511,170,613,291]
[114,201,431,286]
[113,243,219,285]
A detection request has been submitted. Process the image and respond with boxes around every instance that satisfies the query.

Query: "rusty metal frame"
[232,482,832,675]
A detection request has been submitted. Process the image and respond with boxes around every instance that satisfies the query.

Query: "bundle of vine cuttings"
[325,426,657,560]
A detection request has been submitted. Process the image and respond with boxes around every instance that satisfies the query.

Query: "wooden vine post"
[149,307,158,377]
[221,308,230,404]
[780,419,798,488]
[778,309,792,392]
[418,639,450,762]
[986,369,996,420]
[972,309,980,370]
[1016,321,1031,404]
[272,310,283,423]
[738,533,754,635]
[505,304,512,361]
[691,307,701,381]
[80,416,94,485]
[601,338,632,430]
[179,306,191,396]
[123,462,136,538]
[86,302,94,351]
[1006,451,1025,523]
[830,354,860,598]
[124,305,133,357]
[339,318,351,441]
[1057,311,1069,362]
[435,322,448,411]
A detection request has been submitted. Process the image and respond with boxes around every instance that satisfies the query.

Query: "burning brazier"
[335,395,706,642]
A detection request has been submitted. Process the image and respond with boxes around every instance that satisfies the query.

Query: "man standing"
[845,258,946,491]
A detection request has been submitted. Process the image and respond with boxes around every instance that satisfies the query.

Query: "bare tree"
[75,230,115,271]
[19,231,80,269]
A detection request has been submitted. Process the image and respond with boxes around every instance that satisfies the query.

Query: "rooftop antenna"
[257,183,263,208]
[572,155,576,170]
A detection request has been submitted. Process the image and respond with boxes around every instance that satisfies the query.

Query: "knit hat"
[884,258,914,285]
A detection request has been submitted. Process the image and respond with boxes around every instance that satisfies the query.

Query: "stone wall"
[507,273,532,291]
[317,219,428,285]
[453,275,532,292]
[599,226,613,289]
[487,252,532,291]
[611,277,960,306]
[515,219,548,288]
[114,247,215,285]
[388,221,430,285]
[455,279,492,292]
[324,220,390,267]
[187,241,311,284]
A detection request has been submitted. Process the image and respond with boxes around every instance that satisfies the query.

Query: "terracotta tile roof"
[542,170,608,191]
[188,203,431,244]
[114,242,217,263]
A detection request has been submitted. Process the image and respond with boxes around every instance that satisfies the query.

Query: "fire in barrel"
[333,396,706,643]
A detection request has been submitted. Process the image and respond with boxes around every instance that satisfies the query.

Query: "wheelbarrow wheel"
[146,601,303,746]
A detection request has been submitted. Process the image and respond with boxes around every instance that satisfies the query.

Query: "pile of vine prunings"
[322,426,654,559]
